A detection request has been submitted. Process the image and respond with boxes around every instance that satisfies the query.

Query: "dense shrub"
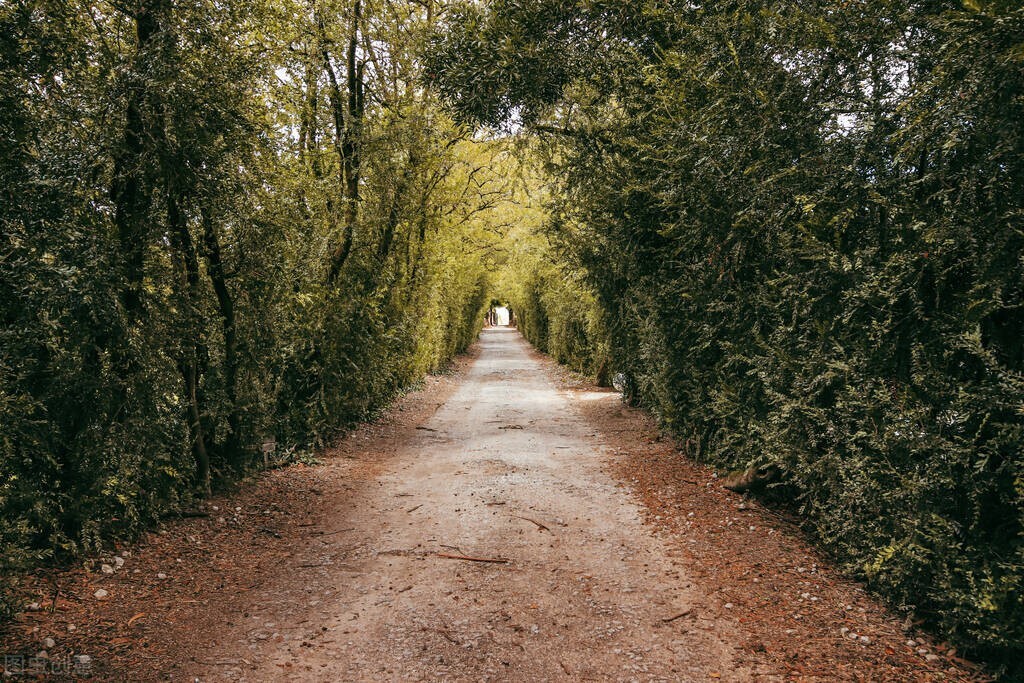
[430,0,1024,672]
[0,0,501,616]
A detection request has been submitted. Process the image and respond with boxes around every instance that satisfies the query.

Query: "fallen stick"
[307,528,354,536]
[436,552,509,564]
[415,425,437,432]
[426,627,460,644]
[511,515,550,532]
[407,504,423,513]
[661,609,693,623]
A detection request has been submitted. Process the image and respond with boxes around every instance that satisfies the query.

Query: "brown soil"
[0,329,990,681]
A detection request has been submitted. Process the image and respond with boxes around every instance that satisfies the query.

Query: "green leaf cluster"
[430,0,1024,672]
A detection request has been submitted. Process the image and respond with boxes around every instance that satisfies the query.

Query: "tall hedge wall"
[430,0,1024,672]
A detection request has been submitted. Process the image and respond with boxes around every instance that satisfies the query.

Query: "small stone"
[74,654,92,666]
[26,602,42,612]
[839,627,850,636]
[859,635,871,644]
[101,564,115,574]
[157,572,168,579]
[925,654,941,663]
[67,624,76,632]
[724,603,734,609]
[917,647,929,655]
[36,650,48,659]
[43,637,56,649]
[906,640,917,647]
[114,556,125,568]
[93,589,108,599]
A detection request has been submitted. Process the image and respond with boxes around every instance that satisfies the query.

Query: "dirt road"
[185,327,743,681]
[4,328,982,681]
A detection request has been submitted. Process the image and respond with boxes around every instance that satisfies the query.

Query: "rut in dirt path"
[184,327,749,681]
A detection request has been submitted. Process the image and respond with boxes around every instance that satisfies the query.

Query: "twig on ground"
[415,425,437,432]
[436,552,509,564]
[407,504,423,513]
[511,515,550,532]
[425,627,460,644]
[307,527,354,536]
[661,609,693,623]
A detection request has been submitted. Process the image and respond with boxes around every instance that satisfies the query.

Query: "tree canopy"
[1,0,1022,675]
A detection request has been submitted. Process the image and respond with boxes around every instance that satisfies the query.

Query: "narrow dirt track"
[3,328,984,681]
[185,327,744,681]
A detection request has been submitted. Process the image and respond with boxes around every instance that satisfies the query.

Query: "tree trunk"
[201,208,242,458]
[110,0,167,319]
[167,181,212,494]
[325,0,364,284]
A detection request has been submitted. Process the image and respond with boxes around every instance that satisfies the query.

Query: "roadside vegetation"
[429,0,1024,674]
[2,0,1022,677]
[0,0,507,615]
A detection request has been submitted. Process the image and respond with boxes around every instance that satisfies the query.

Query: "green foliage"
[430,0,1024,673]
[0,0,503,616]
[499,207,609,380]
